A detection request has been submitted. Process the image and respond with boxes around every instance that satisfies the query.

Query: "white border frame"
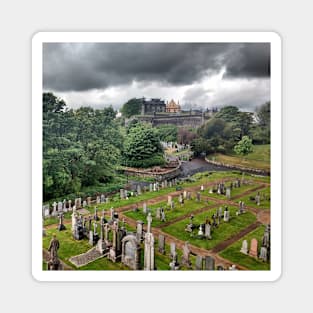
[32,32,281,282]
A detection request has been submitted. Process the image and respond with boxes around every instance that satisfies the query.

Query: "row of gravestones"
[42,194,109,218]
[240,225,271,262]
[119,179,179,200]
[157,237,233,271]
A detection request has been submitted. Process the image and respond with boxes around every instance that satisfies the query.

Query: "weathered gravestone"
[137,185,142,195]
[143,202,148,215]
[82,200,87,207]
[121,235,141,270]
[196,192,201,202]
[120,189,125,199]
[205,223,212,239]
[43,204,50,218]
[249,238,258,258]
[57,201,63,212]
[224,209,230,222]
[100,194,105,203]
[96,196,100,204]
[195,255,203,270]
[226,187,231,199]
[259,247,268,262]
[63,199,67,212]
[240,239,248,254]
[156,208,161,220]
[204,256,215,270]
[181,241,192,268]
[136,220,144,242]
[167,195,172,206]
[170,242,176,258]
[158,234,165,254]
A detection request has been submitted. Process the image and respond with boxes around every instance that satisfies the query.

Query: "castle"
[140,98,181,115]
[135,97,211,128]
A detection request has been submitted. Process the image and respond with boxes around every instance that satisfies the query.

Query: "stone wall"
[205,157,270,176]
[124,162,182,181]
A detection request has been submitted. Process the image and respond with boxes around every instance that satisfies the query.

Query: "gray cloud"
[43,42,270,92]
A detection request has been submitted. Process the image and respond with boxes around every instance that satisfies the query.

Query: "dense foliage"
[234,136,254,156]
[120,98,142,118]
[122,123,165,168]
[191,103,270,156]
[43,93,124,201]
[155,124,178,142]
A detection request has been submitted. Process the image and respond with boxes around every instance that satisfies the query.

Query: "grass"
[124,197,215,227]
[209,144,270,171]
[162,206,257,251]
[238,186,271,209]
[219,225,270,270]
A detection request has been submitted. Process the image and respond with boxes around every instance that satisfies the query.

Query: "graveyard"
[43,171,271,271]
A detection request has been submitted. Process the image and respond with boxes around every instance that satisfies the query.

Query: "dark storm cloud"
[43,42,270,92]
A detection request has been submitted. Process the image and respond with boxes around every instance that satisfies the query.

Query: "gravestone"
[153,183,156,192]
[156,208,161,220]
[136,220,144,242]
[195,255,203,270]
[201,185,204,192]
[196,192,201,202]
[143,202,147,215]
[100,194,105,203]
[96,196,100,204]
[124,189,128,199]
[170,242,176,258]
[68,199,72,211]
[170,201,174,210]
[169,181,172,188]
[137,185,142,195]
[187,191,191,200]
[198,225,204,237]
[259,247,268,262]
[249,238,258,258]
[121,235,141,270]
[205,223,212,239]
[63,199,67,212]
[161,209,166,222]
[204,256,215,270]
[181,241,192,268]
[218,207,223,218]
[43,204,50,218]
[82,200,87,207]
[144,213,155,271]
[255,193,261,206]
[183,190,187,199]
[77,198,82,208]
[120,189,125,199]
[57,201,63,212]
[149,184,153,192]
[57,213,66,231]
[164,180,168,188]
[226,187,231,199]
[240,239,248,254]
[158,234,165,254]
[167,195,172,206]
[224,209,230,222]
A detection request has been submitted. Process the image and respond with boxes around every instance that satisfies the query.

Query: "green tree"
[123,123,165,168]
[234,136,254,156]
[121,98,142,118]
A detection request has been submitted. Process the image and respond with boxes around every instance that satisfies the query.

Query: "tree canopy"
[120,98,142,118]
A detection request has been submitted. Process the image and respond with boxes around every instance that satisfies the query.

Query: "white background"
[0,0,312,312]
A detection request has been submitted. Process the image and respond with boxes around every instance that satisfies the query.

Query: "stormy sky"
[43,42,270,112]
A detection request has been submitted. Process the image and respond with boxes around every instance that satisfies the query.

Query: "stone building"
[140,98,166,115]
[166,99,181,113]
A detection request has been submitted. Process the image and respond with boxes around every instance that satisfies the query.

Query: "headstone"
[89,230,94,246]
[198,225,204,236]
[156,208,161,220]
[136,220,144,241]
[204,256,215,270]
[183,190,187,199]
[158,234,165,254]
[68,199,72,211]
[77,198,82,208]
[187,192,191,200]
[52,202,57,216]
[57,201,63,212]
[205,223,212,239]
[167,195,172,206]
[224,209,230,222]
[96,196,100,204]
[143,202,147,215]
[149,184,153,192]
[153,183,156,192]
[196,192,201,202]
[170,201,174,210]
[137,185,142,195]
[259,247,268,262]
[240,239,248,254]
[218,207,223,218]
[249,238,258,258]
[43,204,50,218]
[63,199,67,212]
[200,185,204,191]
[120,189,125,199]
[169,181,172,188]
[195,255,203,270]
[170,242,176,258]
[164,180,168,188]
[124,189,128,199]
[226,187,231,199]
[57,213,66,231]
[255,193,261,206]
[82,200,87,207]
[100,194,105,203]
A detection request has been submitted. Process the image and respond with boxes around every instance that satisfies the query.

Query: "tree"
[120,98,142,118]
[234,136,253,156]
[256,101,270,127]
[123,123,165,168]
[43,92,66,113]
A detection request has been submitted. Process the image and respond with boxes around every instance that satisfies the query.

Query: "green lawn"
[204,182,260,200]
[162,206,257,251]
[124,197,215,227]
[219,225,270,270]
[237,186,271,209]
[209,144,270,171]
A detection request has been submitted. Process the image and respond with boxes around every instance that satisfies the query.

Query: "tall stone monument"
[144,213,155,271]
